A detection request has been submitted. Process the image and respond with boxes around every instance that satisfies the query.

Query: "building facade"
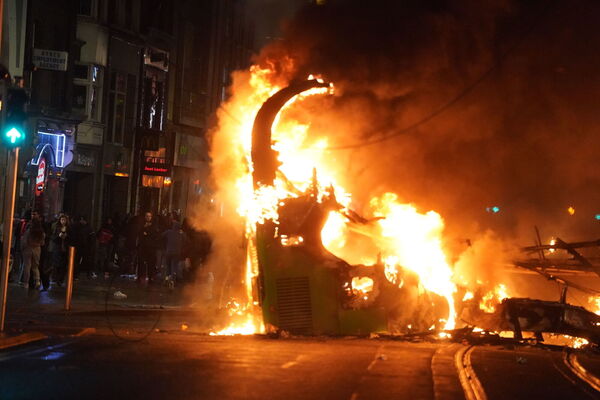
[0,0,254,227]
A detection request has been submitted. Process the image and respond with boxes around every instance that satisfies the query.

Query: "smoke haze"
[253,0,600,245]
[195,0,600,315]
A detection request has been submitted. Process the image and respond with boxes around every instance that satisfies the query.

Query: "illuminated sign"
[142,156,170,176]
[35,157,46,196]
[31,132,67,168]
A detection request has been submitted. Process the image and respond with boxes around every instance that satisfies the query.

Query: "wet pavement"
[3,275,220,337]
[2,277,600,399]
[1,333,600,400]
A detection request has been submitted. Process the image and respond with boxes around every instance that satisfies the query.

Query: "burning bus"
[241,77,455,335]
[207,66,600,346]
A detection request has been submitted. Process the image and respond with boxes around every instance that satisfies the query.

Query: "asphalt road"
[1,333,599,400]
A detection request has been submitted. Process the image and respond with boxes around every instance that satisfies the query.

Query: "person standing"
[39,215,53,290]
[50,214,70,287]
[95,217,116,279]
[137,211,158,284]
[20,211,45,289]
[162,221,188,287]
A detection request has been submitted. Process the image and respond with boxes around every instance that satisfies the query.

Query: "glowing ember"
[549,238,556,253]
[352,277,374,299]
[480,284,509,313]
[544,334,590,349]
[209,316,258,336]
[588,296,600,315]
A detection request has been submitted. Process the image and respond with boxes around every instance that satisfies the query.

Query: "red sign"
[35,157,46,196]
[142,156,171,176]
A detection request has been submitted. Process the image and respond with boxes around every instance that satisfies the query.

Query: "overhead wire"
[325,2,558,151]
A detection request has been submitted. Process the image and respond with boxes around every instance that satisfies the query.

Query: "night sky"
[250,0,600,243]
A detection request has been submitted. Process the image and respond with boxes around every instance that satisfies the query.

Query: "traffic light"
[1,85,28,148]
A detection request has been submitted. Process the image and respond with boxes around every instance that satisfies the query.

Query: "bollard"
[65,246,76,311]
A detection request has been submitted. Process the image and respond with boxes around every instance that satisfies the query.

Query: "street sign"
[36,157,46,196]
[32,48,68,71]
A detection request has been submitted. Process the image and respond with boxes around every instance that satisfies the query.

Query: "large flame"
[211,65,457,334]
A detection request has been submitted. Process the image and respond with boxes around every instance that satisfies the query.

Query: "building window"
[107,71,136,145]
[78,0,97,18]
[73,63,104,122]
[141,69,166,131]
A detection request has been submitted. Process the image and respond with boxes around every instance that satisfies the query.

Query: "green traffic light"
[5,127,22,144]
[2,125,25,147]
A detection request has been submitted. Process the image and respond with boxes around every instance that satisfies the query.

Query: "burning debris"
[201,65,600,351]
[245,78,460,336]
[197,0,600,352]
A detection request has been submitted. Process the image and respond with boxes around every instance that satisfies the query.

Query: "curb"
[0,332,47,351]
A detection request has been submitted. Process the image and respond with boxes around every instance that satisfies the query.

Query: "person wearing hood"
[162,221,188,286]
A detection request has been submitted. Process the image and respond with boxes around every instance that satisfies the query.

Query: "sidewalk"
[1,275,221,344]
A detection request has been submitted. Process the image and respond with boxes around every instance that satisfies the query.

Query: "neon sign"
[31,132,66,168]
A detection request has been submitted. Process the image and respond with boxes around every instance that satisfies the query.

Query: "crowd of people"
[2,210,212,291]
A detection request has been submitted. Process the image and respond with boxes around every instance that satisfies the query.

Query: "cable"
[104,262,162,343]
[325,2,558,151]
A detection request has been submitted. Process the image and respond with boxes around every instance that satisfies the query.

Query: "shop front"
[27,119,76,220]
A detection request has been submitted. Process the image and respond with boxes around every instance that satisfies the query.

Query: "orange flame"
[211,64,461,334]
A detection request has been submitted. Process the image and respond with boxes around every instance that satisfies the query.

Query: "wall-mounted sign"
[75,150,96,168]
[35,157,46,196]
[32,49,68,71]
[142,156,170,176]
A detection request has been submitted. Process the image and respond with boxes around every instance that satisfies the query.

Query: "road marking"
[432,344,465,400]
[281,354,307,369]
[0,341,72,362]
[349,345,385,400]
[563,351,600,392]
[455,345,487,400]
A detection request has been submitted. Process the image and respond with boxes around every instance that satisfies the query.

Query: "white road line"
[280,354,306,369]
[349,345,385,400]
[455,345,487,400]
[563,351,600,392]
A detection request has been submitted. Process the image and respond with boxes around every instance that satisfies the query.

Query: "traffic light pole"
[0,147,19,332]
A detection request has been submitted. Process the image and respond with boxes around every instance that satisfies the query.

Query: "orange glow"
[351,277,374,300]
[549,238,556,253]
[479,283,509,313]
[210,64,469,335]
[588,296,600,315]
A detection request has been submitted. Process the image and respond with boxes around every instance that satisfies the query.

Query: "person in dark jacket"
[137,212,159,284]
[162,221,188,286]
[95,217,116,279]
[50,214,71,286]
[39,215,53,290]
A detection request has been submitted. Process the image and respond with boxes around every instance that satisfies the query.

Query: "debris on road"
[113,291,128,300]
